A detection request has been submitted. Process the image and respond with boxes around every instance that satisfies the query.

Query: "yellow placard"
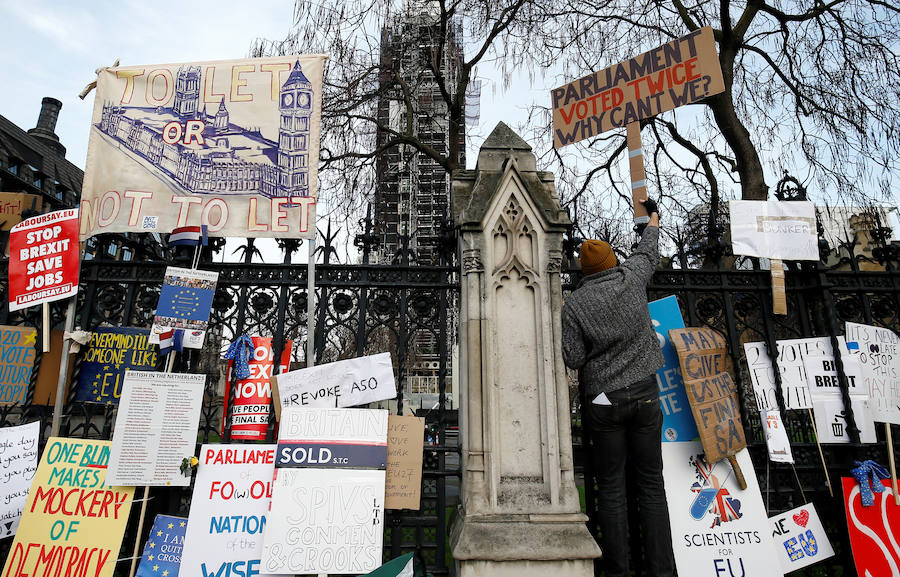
[2,437,134,577]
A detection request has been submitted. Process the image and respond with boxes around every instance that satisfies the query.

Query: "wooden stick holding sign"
[551,27,725,219]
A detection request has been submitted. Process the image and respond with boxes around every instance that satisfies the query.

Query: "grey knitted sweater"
[561,226,664,396]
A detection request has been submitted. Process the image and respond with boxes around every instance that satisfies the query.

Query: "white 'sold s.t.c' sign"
[80,55,327,240]
[551,27,724,148]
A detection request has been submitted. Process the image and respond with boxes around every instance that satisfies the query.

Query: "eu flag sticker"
[136,514,187,577]
[153,267,218,331]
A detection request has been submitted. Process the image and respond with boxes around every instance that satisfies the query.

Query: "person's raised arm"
[624,198,660,284]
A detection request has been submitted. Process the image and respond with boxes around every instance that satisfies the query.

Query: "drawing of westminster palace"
[96,60,313,198]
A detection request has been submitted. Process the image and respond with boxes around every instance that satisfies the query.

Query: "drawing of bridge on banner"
[94,60,313,199]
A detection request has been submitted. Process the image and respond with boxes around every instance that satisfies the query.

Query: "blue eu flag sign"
[153,267,218,331]
[136,514,187,577]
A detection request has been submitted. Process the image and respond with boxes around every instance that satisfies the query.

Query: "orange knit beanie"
[579,240,617,275]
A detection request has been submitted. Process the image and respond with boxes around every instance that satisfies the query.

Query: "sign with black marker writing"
[845,322,900,425]
[0,421,40,538]
[274,352,396,415]
[385,415,425,510]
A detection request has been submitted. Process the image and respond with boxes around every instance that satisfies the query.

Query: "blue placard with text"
[136,514,187,577]
[649,295,699,442]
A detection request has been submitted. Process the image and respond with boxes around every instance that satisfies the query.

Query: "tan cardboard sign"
[670,327,748,489]
[0,193,42,231]
[385,415,425,510]
[551,27,725,148]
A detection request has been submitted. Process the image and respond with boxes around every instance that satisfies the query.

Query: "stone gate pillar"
[449,123,601,577]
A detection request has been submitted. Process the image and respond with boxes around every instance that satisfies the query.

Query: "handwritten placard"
[0,192,42,231]
[649,296,699,442]
[804,355,877,443]
[75,327,158,405]
[0,325,36,405]
[769,503,834,573]
[0,421,40,538]
[274,352,396,417]
[107,371,206,486]
[135,514,187,577]
[2,438,134,577]
[551,27,725,147]
[263,407,388,574]
[181,445,277,577]
[845,322,900,425]
[385,415,425,510]
[682,372,746,463]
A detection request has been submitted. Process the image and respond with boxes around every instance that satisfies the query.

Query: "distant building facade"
[374,3,466,264]
[0,97,81,213]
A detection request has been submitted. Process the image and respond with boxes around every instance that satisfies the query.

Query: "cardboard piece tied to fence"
[670,327,748,489]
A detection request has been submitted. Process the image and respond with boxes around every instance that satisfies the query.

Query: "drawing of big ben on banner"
[81,55,327,240]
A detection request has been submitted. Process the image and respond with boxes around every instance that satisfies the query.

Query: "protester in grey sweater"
[562,199,675,577]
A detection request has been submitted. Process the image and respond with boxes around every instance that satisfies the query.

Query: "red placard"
[8,209,79,311]
[222,336,292,440]
[843,477,900,576]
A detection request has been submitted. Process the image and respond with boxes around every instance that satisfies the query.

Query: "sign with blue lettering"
[768,503,834,573]
[136,514,187,577]
[649,296,698,442]
[181,445,277,577]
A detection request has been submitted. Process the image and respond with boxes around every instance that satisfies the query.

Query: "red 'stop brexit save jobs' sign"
[8,209,79,311]
[551,27,725,148]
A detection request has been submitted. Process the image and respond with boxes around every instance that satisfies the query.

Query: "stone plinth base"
[450,513,601,577]
[457,559,595,577]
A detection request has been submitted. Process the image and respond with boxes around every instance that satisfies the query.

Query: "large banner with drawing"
[81,55,327,240]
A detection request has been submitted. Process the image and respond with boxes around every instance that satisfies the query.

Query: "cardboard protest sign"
[181,444,277,577]
[649,296,698,442]
[263,407,388,574]
[0,420,40,538]
[135,514,187,577]
[273,352,397,417]
[80,55,327,240]
[33,330,75,405]
[222,336,291,440]
[152,267,218,335]
[0,192,41,231]
[8,209,79,312]
[663,442,782,577]
[842,477,900,577]
[729,200,818,261]
[845,322,900,425]
[760,410,794,464]
[107,371,205,486]
[0,325,36,405]
[804,355,877,443]
[769,503,834,573]
[75,327,158,405]
[671,327,748,488]
[275,407,388,469]
[551,27,724,148]
[385,415,425,510]
[2,438,134,577]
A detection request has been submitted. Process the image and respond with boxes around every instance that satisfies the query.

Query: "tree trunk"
[710,47,769,200]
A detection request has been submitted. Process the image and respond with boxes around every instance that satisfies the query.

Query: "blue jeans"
[588,376,675,577]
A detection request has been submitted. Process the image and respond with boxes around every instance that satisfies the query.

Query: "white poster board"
[107,371,205,486]
[744,337,849,411]
[729,200,818,260]
[275,352,396,411]
[663,442,782,577]
[262,407,388,574]
[760,410,794,464]
[181,444,277,577]
[0,421,40,537]
[845,322,900,425]
[769,503,835,573]
[804,355,877,443]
